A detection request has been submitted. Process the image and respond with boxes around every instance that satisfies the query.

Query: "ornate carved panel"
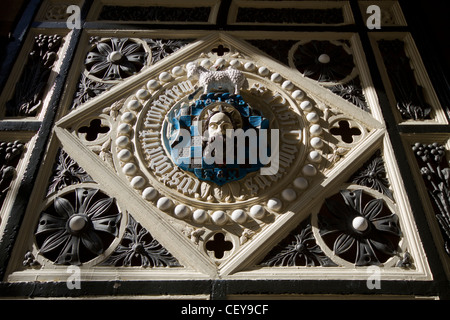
[3,32,430,283]
[1,0,448,300]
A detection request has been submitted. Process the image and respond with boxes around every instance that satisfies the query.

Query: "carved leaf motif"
[102,215,181,267]
[47,149,94,196]
[200,182,211,200]
[334,233,355,255]
[102,99,125,120]
[261,221,337,267]
[213,185,231,202]
[240,229,255,245]
[99,139,114,168]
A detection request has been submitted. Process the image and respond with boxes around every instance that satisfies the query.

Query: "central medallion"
[128,58,310,208]
[164,91,270,186]
[116,51,332,226]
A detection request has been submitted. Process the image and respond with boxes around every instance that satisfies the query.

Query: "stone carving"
[350,152,393,200]
[6,34,62,117]
[329,78,369,112]
[0,140,24,209]
[165,92,269,186]
[291,40,354,83]
[396,251,413,269]
[378,40,431,120]
[261,220,336,267]
[23,251,40,268]
[186,63,247,94]
[236,7,344,24]
[98,5,211,23]
[102,216,181,267]
[85,37,148,81]
[183,227,206,245]
[412,142,450,255]
[71,74,114,109]
[35,188,121,265]
[146,39,190,64]
[47,148,94,196]
[319,189,401,266]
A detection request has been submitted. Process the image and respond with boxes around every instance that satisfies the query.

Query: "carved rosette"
[35,188,122,265]
[316,189,401,266]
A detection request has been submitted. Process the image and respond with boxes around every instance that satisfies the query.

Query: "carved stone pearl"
[352,216,369,232]
[109,51,123,63]
[68,215,87,232]
[318,54,331,64]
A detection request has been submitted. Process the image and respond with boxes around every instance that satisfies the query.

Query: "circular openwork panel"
[316,188,401,266]
[35,188,122,265]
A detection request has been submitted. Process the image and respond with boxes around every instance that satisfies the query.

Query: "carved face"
[207,112,234,139]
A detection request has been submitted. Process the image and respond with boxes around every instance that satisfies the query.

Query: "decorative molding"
[5,32,432,283]
[53,33,388,276]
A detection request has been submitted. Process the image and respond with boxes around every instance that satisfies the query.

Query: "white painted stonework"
[6,32,432,284]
